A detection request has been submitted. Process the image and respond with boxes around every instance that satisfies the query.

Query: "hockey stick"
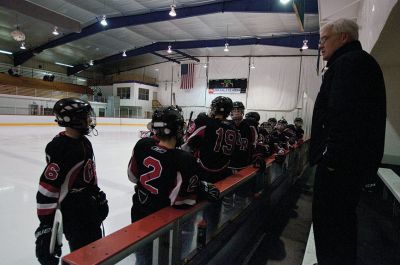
[49,208,63,255]
[188,111,194,124]
[185,111,194,134]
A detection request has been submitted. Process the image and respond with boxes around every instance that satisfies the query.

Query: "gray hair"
[321,18,359,41]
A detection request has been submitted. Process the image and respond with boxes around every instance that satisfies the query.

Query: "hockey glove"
[198,181,220,202]
[35,224,61,265]
[95,189,109,222]
[253,156,266,173]
[274,149,286,163]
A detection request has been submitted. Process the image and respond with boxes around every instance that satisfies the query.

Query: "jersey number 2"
[140,157,162,194]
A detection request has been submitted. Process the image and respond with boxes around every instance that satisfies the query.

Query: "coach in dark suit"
[310,18,386,265]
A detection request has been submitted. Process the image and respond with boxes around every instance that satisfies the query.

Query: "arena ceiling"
[0,0,362,76]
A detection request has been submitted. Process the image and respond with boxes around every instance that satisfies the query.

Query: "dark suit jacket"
[310,41,386,178]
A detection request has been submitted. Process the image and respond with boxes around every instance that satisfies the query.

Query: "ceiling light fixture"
[0,49,13,55]
[169,5,176,17]
[301,39,309,50]
[52,26,59,36]
[89,60,94,66]
[280,0,291,4]
[55,62,73,68]
[224,25,230,52]
[122,50,127,57]
[20,42,26,50]
[224,42,229,52]
[203,63,208,68]
[155,68,159,71]
[11,26,25,42]
[167,45,172,53]
[100,15,108,26]
[169,0,177,17]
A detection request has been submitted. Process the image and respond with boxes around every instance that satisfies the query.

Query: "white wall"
[358,0,398,53]
[380,66,400,164]
[113,82,158,114]
[0,94,107,116]
[155,55,321,135]
[0,115,150,126]
[93,85,113,97]
[357,1,399,164]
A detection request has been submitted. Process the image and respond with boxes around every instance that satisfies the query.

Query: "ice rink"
[0,125,146,264]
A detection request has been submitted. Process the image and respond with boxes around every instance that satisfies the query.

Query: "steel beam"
[16,0,318,66]
[151,52,181,64]
[67,33,319,75]
[0,0,81,33]
[173,50,200,62]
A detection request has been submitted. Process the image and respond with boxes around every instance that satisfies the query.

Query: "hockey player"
[182,96,236,233]
[270,118,289,150]
[284,123,298,149]
[267,117,278,129]
[269,118,291,163]
[35,98,108,265]
[244,112,270,163]
[245,111,260,126]
[128,106,202,265]
[293,117,304,143]
[183,96,236,183]
[230,102,256,170]
[259,122,274,145]
[230,107,265,170]
[227,104,265,209]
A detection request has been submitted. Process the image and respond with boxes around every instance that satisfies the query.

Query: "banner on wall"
[208,78,247,94]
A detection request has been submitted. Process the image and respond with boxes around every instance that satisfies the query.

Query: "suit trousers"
[312,160,361,265]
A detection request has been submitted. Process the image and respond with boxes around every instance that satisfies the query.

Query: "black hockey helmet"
[261,121,273,130]
[53,97,96,135]
[197,112,208,119]
[278,118,288,125]
[151,106,185,142]
[232,101,245,110]
[268,117,277,124]
[294,117,303,126]
[245,112,260,122]
[195,112,209,123]
[231,101,245,120]
[210,96,233,118]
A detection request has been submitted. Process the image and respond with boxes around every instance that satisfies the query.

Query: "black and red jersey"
[284,125,297,145]
[128,137,199,221]
[270,130,288,151]
[229,120,257,170]
[183,115,236,175]
[294,127,304,141]
[36,132,98,225]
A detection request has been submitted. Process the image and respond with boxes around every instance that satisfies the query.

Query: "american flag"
[180,63,195,89]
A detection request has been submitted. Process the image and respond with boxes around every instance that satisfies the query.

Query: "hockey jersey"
[36,132,98,225]
[183,115,236,176]
[294,126,304,141]
[270,130,288,151]
[229,119,257,170]
[128,137,199,221]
